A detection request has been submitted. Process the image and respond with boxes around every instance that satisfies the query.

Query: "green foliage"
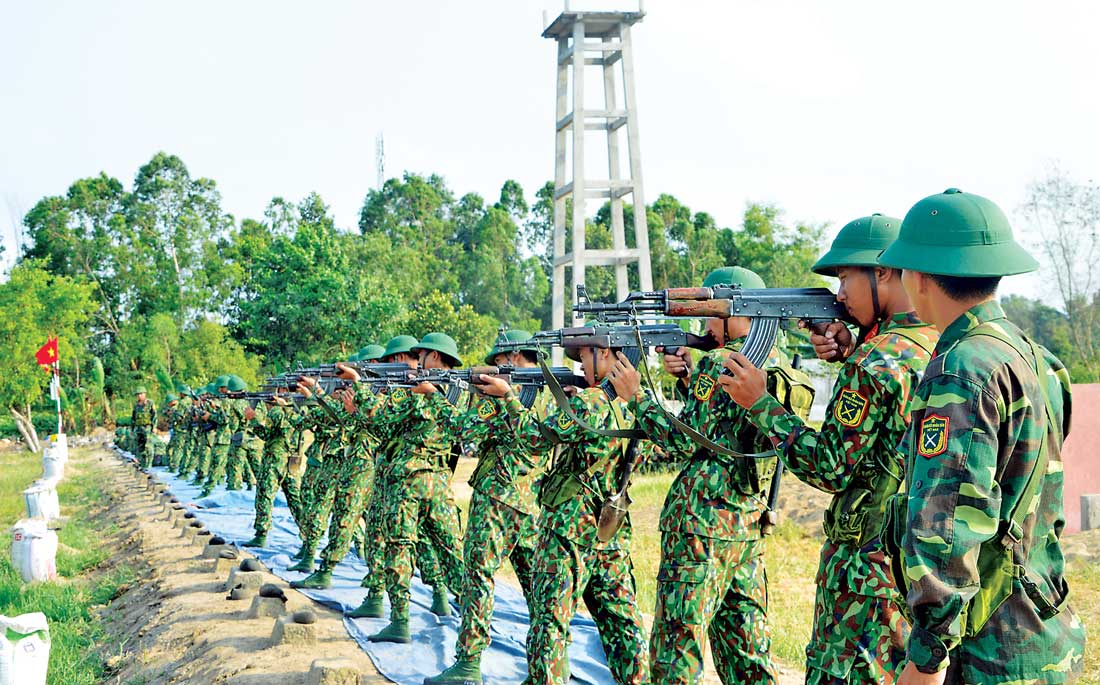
[0,260,95,414]
[1001,294,1098,382]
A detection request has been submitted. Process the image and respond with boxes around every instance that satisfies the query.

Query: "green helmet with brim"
[412,332,463,368]
[702,266,766,290]
[878,188,1038,277]
[813,213,903,276]
[484,329,542,365]
[382,335,419,360]
[359,344,386,362]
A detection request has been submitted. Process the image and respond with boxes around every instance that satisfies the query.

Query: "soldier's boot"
[368,615,410,644]
[287,555,315,573]
[242,534,267,548]
[198,486,213,498]
[430,585,451,617]
[347,592,385,618]
[424,658,482,685]
[291,544,309,560]
[290,568,332,589]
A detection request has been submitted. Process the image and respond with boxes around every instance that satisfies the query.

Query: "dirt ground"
[90,448,387,685]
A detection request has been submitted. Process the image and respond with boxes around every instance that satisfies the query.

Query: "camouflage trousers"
[192,432,216,483]
[527,530,647,685]
[203,441,233,491]
[297,455,337,551]
[384,469,465,616]
[226,437,262,490]
[135,427,153,468]
[167,430,185,471]
[456,490,537,661]
[650,532,775,685]
[360,469,390,594]
[177,429,198,476]
[253,446,304,537]
[317,454,375,571]
[804,548,907,685]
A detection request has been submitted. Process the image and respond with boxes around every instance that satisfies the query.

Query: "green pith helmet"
[702,266,766,290]
[134,386,148,395]
[812,213,903,276]
[359,344,386,362]
[227,375,247,392]
[382,335,419,360]
[879,188,1038,277]
[166,393,179,404]
[214,374,231,389]
[484,329,539,365]
[347,351,361,362]
[174,381,189,393]
[413,332,463,367]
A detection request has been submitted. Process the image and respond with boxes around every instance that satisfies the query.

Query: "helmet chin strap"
[858,267,886,344]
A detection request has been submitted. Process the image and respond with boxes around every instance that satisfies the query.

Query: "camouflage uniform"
[380,389,466,617]
[224,400,252,489]
[631,341,809,685]
[892,301,1085,683]
[452,391,550,662]
[506,386,647,685]
[293,406,348,555]
[745,313,938,685]
[131,397,157,468]
[202,396,236,493]
[250,403,305,537]
[167,397,191,471]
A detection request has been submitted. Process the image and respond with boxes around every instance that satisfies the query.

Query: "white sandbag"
[9,520,57,583]
[22,481,60,521]
[0,612,51,685]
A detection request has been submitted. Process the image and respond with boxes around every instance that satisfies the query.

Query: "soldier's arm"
[746,361,890,493]
[628,392,702,461]
[902,373,1001,674]
[503,389,599,456]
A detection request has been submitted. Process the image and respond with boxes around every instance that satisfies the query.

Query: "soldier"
[478,338,649,685]
[366,332,467,644]
[200,375,234,497]
[167,383,192,471]
[426,330,549,685]
[347,335,422,619]
[131,386,157,468]
[162,393,180,469]
[224,375,253,490]
[286,395,348,572]
[877,189,1086,685]
[243,393,305,548]
[607,266,814,685]
[717,220,940,685]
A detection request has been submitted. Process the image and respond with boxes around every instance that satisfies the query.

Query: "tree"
[0,261,95,451]
[1020,165,1100,381]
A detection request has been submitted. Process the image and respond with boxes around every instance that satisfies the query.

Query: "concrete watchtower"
[542,5,654,337]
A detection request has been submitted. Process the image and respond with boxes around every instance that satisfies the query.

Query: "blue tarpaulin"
[140,458,616,685]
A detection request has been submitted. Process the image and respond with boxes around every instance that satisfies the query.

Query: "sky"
[2,0,1099,301]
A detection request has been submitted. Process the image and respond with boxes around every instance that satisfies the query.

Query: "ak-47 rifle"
[428,366,589,408]
[571,283,850,367]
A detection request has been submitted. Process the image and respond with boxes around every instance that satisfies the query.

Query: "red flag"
[35,337,59,370]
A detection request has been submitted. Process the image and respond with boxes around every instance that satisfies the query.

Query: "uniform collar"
[878,310,924,335]
[936,300,1006,354]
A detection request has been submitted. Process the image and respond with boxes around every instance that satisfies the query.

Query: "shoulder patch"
[556,412,575,431]
[389,388,408,403]
[918,414,949,457]
[833,388,869,427]
[476,398,498,420]
[692,373,718,402]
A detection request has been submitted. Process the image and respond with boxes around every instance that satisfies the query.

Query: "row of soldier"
[137,188,1084,685]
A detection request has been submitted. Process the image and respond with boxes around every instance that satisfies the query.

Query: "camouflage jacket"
[898,301,1084,681]
[251,404,292,454]
[207,396,235,445]
[506,386,641,551]
[460,388,553,516]
[380,388,466,479]
[747,312,938,596]
[131,399,156,428]
[630,339,789,542]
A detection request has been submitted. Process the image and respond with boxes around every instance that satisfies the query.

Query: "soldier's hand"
[272,396,288,406]
[656,346,693,379]
[717,352,767,408]
[804,321,855,362]
[296,383,313,399]
[335,363,361,382]
[298,376,318,389]
[244,407,256,420]
[897,662,947,685]
[476,374,512,397]
[607,351,643,401]
[411,381,438,395]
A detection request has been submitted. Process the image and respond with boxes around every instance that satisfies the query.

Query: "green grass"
[0,447,137,685]
[1065,561,1099,684]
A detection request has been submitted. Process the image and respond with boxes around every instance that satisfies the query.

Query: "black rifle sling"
[538,358,643,438]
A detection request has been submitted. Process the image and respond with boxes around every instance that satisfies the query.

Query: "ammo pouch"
[824,462,901,546]
[879,491,913,623]
[537,469,584,509]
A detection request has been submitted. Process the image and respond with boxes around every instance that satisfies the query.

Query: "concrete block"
[223,568,265,593]
[269,614,316,647]
[202,542,230,559]
[1083,494,1100,531]
[307,658,360,685]
[204,556,238,576]
[246,595,287,618]
[191,529,213,546]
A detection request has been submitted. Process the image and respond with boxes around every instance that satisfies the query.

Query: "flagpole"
[54,359,62,436]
